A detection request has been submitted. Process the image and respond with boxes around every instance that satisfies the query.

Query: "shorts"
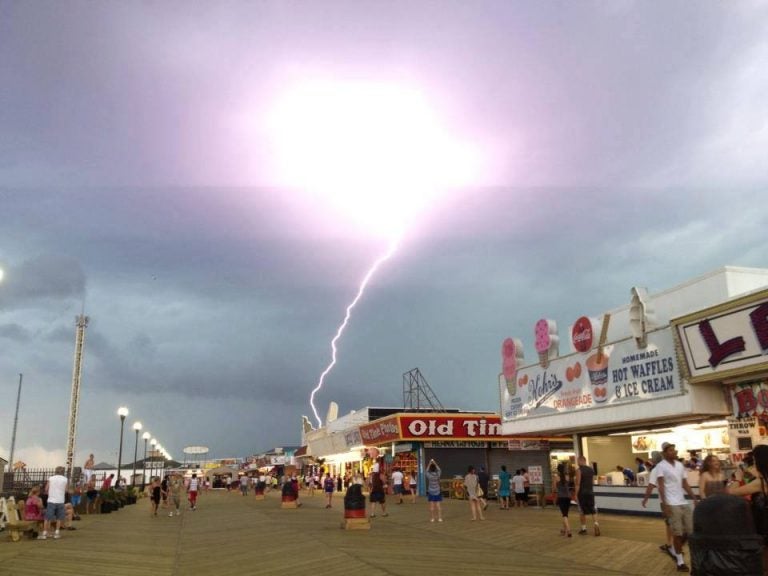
[86,490,98,502]
[578,493,596,515]
[557,496,571,517]
[667,504,693,536]
[393,484,404,495]
[45,502,66,521]
[71,494,81,507]
[498,489,510,498]
[427,493,443,502]
[515,492,526,501]
[369,491,386,503]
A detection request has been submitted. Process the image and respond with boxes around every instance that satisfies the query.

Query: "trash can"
[343,483,366,519]
[689,493,763,576]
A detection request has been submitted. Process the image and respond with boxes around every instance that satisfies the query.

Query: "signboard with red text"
[673,289,768,384]
[500,328,682,421]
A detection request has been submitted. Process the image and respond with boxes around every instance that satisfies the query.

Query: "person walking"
[323,474,335,508]
[188,473,200,510]
[497,465,511,510]
[464,465,485,521]
[477,466,490,511]
[574,456,600,536]
[425,459,443,523]
[368,464,388,518]
[391,467,405,504]
[657,442,698,573]
[39,466,68,540]
[641,454,675,559]
[555,463,573,537]
[168,473,183,516]
[240,475,249,496]
[149,476,161,517]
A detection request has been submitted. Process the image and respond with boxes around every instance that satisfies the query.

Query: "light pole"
[150,438,158,481]
[116,407,129,487]
[131,421,142,487]
[142,431,151,488]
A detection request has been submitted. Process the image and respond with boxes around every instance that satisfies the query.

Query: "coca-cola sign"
[572,316,594,353]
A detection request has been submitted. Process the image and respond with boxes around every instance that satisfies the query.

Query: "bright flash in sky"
[266,78,481,426]
[267,79,480,238]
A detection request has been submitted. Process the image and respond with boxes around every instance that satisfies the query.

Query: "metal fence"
[0,467,114,495]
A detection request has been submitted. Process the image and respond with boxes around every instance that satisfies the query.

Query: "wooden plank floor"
[1,490,685,575]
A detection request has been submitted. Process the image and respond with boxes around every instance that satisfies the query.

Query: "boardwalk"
[1,490,684,575]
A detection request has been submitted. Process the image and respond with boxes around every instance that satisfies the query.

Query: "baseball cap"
[661,442,675,452]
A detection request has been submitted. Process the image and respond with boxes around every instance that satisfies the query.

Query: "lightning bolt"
[309,236,400,427]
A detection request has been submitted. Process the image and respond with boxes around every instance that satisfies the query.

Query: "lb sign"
[673,288,768,384]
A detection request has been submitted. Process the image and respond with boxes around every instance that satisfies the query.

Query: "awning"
[293,445,310,458]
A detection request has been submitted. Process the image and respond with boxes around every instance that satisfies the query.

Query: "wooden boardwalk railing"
[1,489,687,575]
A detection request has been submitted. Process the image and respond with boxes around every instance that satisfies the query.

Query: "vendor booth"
[204,466,239,489]
[499,266,768,515]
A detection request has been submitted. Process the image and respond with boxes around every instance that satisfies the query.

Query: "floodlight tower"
[65,314,89,480]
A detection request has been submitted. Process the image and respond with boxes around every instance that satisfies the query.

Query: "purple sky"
[1,1,767,466]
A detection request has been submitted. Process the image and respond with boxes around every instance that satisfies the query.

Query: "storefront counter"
[595,485,657,516]
[594,485,695,517]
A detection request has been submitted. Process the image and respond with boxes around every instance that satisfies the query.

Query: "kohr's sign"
[501,328,681,421]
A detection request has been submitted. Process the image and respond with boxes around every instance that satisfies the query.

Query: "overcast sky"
[1,1,767,467]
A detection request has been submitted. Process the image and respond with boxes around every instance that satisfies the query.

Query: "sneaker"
[37,534,47,540]
[53,532,61,540]
[430,518,435,523]
[438,518,443,522]
[578,529,588,535]
[175,511,180,516]
[381,513,388,517]
[169,512,174,517]
[676,564,689,573]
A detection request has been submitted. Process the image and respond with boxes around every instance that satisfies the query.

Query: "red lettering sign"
[399,415,503,440]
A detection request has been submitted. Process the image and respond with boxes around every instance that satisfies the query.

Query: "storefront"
[499,266,768,515]
[359,412,570,497]
[673,286,768,466]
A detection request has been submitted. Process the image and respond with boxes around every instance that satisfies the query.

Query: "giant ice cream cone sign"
[535,318,559,368]
[588,314,612,403]
[501,338,524,395]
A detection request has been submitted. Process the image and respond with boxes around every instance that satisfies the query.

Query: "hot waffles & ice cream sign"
[501,329,681,421]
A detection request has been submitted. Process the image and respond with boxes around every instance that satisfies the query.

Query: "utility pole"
[65,314,89,480]
[8,373,22,472]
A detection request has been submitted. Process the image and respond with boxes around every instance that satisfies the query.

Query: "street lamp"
[116,407,129,487]
[142,431,151,488]
[150,438,158,480]
[131,421,142,486]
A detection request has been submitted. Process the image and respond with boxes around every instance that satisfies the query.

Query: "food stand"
[499,266,768,515]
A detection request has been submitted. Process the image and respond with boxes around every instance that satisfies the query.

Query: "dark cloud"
[0,323,31,341]
[0,254,86,308]
[1,2,766,462]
